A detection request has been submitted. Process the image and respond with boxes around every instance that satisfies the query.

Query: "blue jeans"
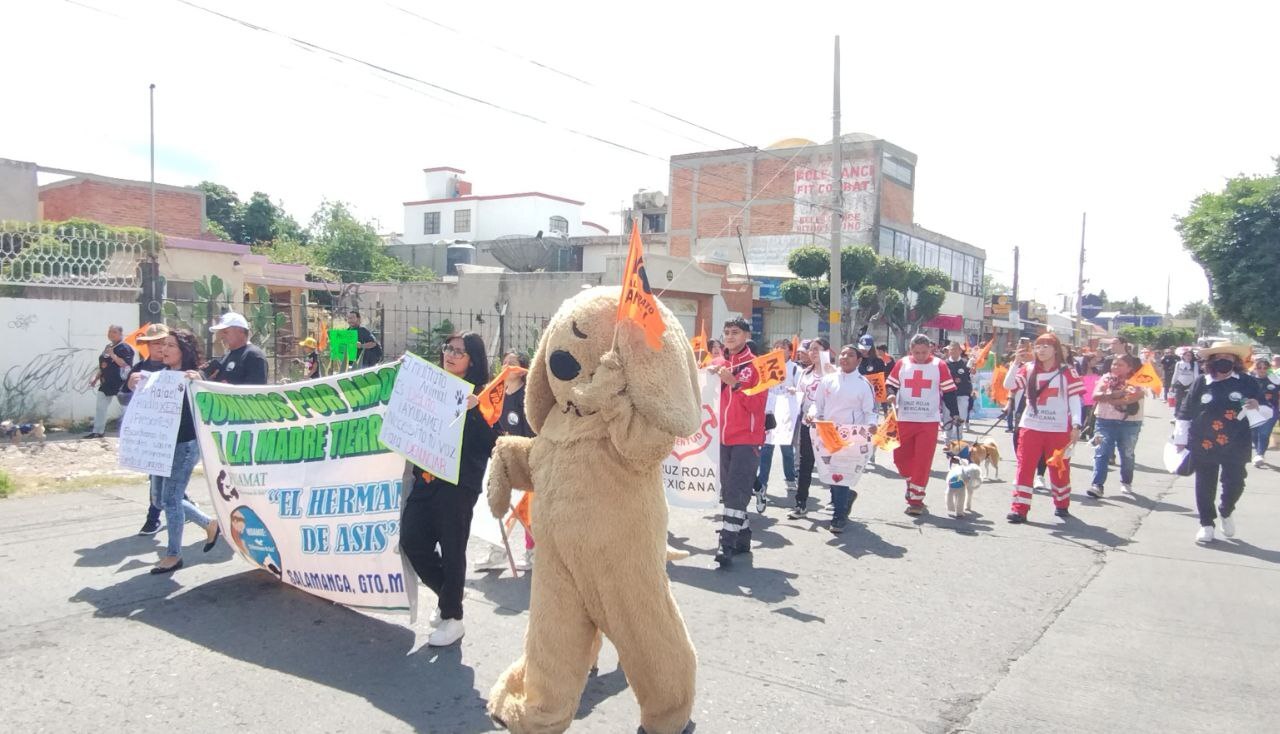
[829,485,857,522]
[1091,419,1141,488]
[1253,417,1276,457]
[157,439,210,558]
[757,443,796,485]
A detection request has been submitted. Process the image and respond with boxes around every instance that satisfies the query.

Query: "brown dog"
[946,439,1001,480]
[1,420,45,446]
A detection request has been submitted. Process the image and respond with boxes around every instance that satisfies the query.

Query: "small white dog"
[945,458,984,518]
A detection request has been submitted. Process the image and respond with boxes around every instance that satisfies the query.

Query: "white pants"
[93,391,116,435]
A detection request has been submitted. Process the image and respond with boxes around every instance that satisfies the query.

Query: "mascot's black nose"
[549,350,581,381]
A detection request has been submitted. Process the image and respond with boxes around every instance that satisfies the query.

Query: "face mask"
[1210,358,1235,374]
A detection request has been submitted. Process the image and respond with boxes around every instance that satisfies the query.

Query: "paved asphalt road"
[2,400,1277,733]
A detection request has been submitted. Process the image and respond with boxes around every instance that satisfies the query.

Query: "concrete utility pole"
[1012,245,1020,308]
[1076,212,1086,347]
[149,83,156,250]
[829,35,843,344]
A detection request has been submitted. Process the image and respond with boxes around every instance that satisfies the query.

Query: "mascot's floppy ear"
[617,298,702,439]
[524,322,556,435]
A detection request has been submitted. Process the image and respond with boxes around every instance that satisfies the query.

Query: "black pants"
[719,445,758,551]
[795,427,816,508]
[1193,457,1247,527]
[400,483,480,620]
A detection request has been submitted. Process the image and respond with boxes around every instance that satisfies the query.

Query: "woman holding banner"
[128,325,221,574]
[400,332,497,647]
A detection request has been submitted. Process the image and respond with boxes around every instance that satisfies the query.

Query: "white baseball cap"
[210,312,250,332]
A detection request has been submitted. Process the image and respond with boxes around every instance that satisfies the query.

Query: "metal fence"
[161,296,552,383]
[0,222,150,291]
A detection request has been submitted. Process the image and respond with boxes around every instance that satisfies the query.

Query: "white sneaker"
[473,546,508,571]
[1221,515,1236,538]
[1033,475,1047,490]
[427,618,465,646]
[1120,483,1134,495]
[1086,484,1104,499]
[428,608,443,628]
[1196,526,1215,544]
[1254,455,1265,468]
[514,549,533,571]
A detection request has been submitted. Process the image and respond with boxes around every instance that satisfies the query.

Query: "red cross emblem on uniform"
[1035,385,1060,406]
[904,370,933,397]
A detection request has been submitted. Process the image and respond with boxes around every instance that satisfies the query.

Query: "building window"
[910,237,927,266]
[937,247,952,283]
[894,231,910,261]
[423,211,440,235]
[642,212,665,233]
[454,209,471,233]
[878,226,895,256]
[549,215,568,234]
[883,154,914,188]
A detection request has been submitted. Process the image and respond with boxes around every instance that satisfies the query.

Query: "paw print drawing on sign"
[454,388,466,418]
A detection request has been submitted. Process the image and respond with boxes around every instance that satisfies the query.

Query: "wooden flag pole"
[497,515,519,577]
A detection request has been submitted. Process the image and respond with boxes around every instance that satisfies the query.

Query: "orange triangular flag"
[123,323,151,360]
[1128,361,1164,395]
[974,336,995,370]
[872,408,901,451]
[317,320,330,351]
[814,421,848,453]
[992,364,1010,405]
[866,372,887,403]
[1046,446,1072,473]
[791,334,801,359]
[616,222,665,350]
[478,365,528,426]
[741,349,788,396]
[690,333,707,354]
[508,492,533,534]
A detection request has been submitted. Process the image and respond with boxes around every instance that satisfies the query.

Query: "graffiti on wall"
[0,345,95,420]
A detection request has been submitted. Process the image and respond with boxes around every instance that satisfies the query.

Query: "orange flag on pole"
[872,408,901,451]
[317,320,330,351]
[1128,361,1164,395]
[617,221,666,350]
[741,349,788,396]
[974,336,996,370]
[123,323,151,360]
[991,364,1010,405]
[690,331,707,355]
[477,365,528,426]
[791,333,801,358]
[866,372,887,403]
[814,421,848,453]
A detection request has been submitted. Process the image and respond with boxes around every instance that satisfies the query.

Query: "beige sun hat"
[1198,343,1252,362]
[134,323,172,342]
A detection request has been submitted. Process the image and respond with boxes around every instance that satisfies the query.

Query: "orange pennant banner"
[741,349,788,396]
[791,333,801,359]
[974,336,995,370]
[814,421,848,453]
[866,371,887,403]
[1127,361,1164,395]
[123,323,151,361]
[872,408,901,451]
[616,222,666,350]
[478,365,528,426]
[1046,447,1071,473]
[991,364,1010,405]
[690,334,707,354]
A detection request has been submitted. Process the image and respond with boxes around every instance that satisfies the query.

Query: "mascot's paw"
[665,546,691,562]
[571,349,627,413]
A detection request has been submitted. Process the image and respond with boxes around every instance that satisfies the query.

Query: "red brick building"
[39,174,207,238]
[666,133,987,348]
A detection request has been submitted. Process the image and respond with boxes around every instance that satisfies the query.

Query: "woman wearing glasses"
[399,332,497,646]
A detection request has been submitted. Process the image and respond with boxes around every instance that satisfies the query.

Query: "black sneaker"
[714,546,732,567]
[733,529,753,555]
[786,506,808,519]
[1006,512,1027,524]
[1054,506,1071,518]
[138,518,161,535]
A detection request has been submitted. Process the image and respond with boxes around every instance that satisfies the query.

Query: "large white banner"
[662,373,721,508]
[189,364,416,614]
[118,369,187,477]
[379,352,469,484]
[793,157,877,234]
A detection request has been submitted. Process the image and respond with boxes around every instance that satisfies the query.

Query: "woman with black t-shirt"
[129,325,221,574]
[1175,344,1262,544]
[399,332,497,646]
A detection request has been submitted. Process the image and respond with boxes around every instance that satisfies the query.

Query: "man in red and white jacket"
[1002,332,1085,522]
[887,334,961,515]
[712,317,767,567]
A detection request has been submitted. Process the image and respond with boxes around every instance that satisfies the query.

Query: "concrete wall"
[0,159,38,222]
[0,297,139,424]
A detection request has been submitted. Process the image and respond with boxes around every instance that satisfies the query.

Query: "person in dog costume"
[485,286,702,734]
[1003,332,1085,522]
[886,333,961,515]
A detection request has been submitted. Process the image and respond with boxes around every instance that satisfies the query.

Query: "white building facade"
[401,167,607,244]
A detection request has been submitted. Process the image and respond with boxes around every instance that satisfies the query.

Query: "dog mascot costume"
[485,286,702,734]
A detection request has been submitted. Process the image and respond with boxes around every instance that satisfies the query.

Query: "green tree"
[1105,296,1154,314]
[306,201,434,283]
[982,273,1011,298]
[1177,162,1280,345]
[197,181,242,242]
[1175,300,1221,335]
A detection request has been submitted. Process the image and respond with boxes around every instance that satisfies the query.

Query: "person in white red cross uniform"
[1002,331,1085,522]
[886,333,961,516]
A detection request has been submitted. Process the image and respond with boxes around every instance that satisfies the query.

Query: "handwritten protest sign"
[328,328,358,361]
[189,363,417,615]
[810,423,875,486]
[117,369,187,477]
[379,352,470,485]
